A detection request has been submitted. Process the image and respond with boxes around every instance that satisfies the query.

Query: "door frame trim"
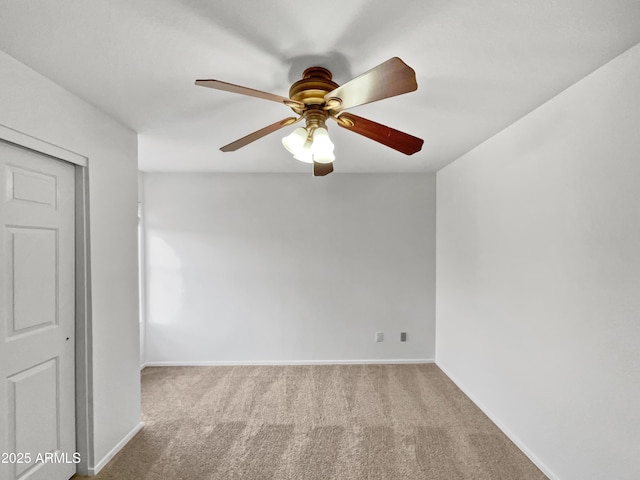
[0,124,87,167]
[0,122,94,475]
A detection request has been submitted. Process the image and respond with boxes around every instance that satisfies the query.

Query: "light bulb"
[293,139,313,164]
[282,127,308,155]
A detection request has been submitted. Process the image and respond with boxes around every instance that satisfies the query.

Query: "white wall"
[144,173,436,364]
[0,50,141,473]
[436,44,640,480]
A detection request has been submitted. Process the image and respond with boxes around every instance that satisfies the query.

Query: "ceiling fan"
[195,57,424,177]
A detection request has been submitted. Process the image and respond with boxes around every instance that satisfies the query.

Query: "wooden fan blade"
[220,117,298,152]
[313,162,334,177]
[336,113,423,155]
[324,57,417,112]
[195,79,304,108]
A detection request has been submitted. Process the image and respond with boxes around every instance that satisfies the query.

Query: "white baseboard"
[140,362,147,370]
[145,358,435,367]
[89,422,144,475]
[436,363,559,480]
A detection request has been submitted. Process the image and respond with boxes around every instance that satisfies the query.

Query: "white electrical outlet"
[375,331,384,342]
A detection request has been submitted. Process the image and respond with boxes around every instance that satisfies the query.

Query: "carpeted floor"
[75,364,547,479]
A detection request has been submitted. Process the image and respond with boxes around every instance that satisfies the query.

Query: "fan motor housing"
[289,67,339,106]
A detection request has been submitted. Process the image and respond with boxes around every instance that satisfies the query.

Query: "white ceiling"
[0,0,638,173]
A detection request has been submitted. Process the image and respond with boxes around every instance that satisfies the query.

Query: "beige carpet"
[75,364,547,479]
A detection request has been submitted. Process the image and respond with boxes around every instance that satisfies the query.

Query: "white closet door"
[0,141,76,480]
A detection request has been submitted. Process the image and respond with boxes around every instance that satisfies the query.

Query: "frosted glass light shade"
[310,127,335,163]
[293,139,313,164]
[282,128,308,155]
[311,128,334,155]
[314,151,335,164]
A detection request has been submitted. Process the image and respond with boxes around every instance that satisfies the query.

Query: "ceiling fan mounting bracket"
[280,117,300,127]
[333,115,354,128]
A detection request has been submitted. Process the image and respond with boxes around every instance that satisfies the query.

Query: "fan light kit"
[196,58,423,177]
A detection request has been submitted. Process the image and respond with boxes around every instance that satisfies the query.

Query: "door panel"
[8,166,57,207]
[9,359,59,478]
[0,141,76,480]
[8,227,58,332]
